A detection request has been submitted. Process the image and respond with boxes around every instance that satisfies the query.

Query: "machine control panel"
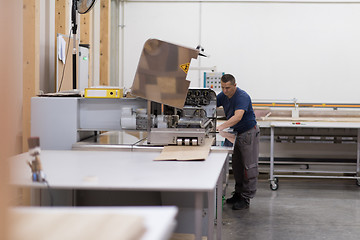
[204,72,224,91]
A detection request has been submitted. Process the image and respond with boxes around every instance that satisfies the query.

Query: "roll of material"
[120,117,136,129]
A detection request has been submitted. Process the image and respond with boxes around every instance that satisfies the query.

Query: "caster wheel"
[270,182,278,191]
[274,177,279,184]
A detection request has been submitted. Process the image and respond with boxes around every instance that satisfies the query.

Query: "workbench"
[258,121,360,190]
[10,149,229,240]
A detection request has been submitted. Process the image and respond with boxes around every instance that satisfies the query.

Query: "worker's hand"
[219,130,236,144]
[216,124,226,132]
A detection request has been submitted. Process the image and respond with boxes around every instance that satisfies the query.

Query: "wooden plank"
[9,209,146,240]
[100,0,111,86]
[55,0,69,36]
[18,0,40,208]
[55,0,70,92]
[80,12,91,44]
[0,1,23,238]
[22,0,40,207]
[23,1,39,130]
[80,11,93,87]
[23,0,40,152]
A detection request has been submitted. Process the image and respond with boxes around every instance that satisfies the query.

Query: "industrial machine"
[120,88,217,146]
[121,38,216,146]
[31,89,218,150]
[32,39,218,149]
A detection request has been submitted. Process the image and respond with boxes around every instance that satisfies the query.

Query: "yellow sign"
[180,63,190,73]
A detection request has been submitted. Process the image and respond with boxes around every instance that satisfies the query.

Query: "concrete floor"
[221,174,360,240]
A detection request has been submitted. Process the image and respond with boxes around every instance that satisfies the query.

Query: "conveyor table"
[263,121,360,190]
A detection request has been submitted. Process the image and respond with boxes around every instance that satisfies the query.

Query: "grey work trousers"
[232,125,260,202]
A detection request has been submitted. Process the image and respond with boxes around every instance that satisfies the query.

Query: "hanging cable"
[58,28,73,92]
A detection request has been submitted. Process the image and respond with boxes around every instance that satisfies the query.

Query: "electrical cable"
[57,28,73,92]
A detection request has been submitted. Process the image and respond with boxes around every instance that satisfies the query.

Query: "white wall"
[120,0,360,103]
[121,1,201,90]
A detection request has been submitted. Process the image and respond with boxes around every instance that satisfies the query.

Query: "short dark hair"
[221,74,236,85]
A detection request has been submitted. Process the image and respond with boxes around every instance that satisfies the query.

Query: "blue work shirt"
[217,87,257,134]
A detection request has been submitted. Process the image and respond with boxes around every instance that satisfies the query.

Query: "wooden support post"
[16,0,40,208]
[55,0,70,91]
[80,11,93,87]
[1,2,23,237]
[23,0,40,152]
[100,0,111,86]
[55,0,69,36]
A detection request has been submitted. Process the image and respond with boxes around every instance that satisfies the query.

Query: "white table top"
[259,121,360,129]
[10,206,178,240]
[10,150,228,191]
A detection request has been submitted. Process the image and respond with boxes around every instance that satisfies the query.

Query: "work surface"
[258,120,360,129]
[10,206,177,240]
[11,150,228,191]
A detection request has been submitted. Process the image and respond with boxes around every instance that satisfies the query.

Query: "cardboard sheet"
[154,137,214,161]
[131,39,199,109]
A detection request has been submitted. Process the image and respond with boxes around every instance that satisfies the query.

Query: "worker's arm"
[216,109,245,131]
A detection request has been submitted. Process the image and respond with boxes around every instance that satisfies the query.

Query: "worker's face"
[221,81,237,98]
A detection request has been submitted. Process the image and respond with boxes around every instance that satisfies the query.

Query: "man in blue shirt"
[216,74,260,210]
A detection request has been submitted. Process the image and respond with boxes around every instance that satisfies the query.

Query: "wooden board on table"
[9,209,146,240]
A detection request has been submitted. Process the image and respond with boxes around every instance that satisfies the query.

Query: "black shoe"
[226,192,240,204]
[232,198,249,210]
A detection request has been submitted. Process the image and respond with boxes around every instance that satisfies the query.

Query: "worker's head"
[221,74,237,98]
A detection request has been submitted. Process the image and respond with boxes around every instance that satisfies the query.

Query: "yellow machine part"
[84,88,123,98]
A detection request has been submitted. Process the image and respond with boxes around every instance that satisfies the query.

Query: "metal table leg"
[207,190,215,240]
[216,167,224,240]
[195,192,203,240]
[357,129,360,186]
[270,126,278,190]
